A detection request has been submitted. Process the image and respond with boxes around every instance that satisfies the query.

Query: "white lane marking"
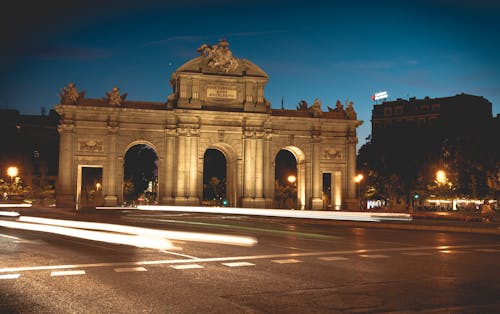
[159,250,199,259]
[114,267,147,273]
[2,243,499,274]
[222,262,255,267]
[360,254,390,258]
[319,256,349,261]
[271,259,302,264]
[475,248,500,252]
[402,252,432,256]
[170,264,204,270]
[50,270,85,277]
[0,274,20,279]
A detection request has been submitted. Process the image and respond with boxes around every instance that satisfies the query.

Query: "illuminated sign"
[372,91,388,101]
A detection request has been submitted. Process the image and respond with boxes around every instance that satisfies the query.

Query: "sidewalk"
[3,205,500,236]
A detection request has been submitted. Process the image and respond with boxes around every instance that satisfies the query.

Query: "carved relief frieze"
[323,148,343,160]
[78,139,104,152]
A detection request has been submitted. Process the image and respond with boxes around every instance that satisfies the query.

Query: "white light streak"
[19,216,257,247]
[0,211,20,217]
[0,220,173,250]
[271,259,302,264]
[0,204,31,208]
[170,264,204,270]
[133,205,412,222]
[222,262,255,267]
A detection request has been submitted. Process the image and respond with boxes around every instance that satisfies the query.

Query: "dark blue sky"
[1,0,499,150]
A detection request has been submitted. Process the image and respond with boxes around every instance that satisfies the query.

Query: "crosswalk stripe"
[170,264,204,270]
[271,259,302,264]
[319,256,349,261]
[114,267,148,272]
[50,270,85,277]
[359,254,390,258]
[222,262,255,267]
[0,274,20,279]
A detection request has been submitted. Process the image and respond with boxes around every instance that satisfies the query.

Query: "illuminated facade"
[55,40,362,210]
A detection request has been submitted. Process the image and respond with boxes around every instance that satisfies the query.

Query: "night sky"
[1,0,499,151]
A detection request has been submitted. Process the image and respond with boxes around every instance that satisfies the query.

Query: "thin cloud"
[34,46,114,61]
[142,30,288,47]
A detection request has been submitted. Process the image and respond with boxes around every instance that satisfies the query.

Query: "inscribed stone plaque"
[206,86,237,99]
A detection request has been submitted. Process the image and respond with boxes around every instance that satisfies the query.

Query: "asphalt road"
[1,208,499,313]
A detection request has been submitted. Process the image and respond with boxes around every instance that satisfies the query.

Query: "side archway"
[122,141,160,206]
[274,146,306,210]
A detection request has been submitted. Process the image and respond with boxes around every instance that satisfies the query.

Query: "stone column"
[175,124,200,206]
[254,128,265,208]
[162,127,176,204]
[56,123,75,208]
[344,135,358,210]
[104,124,119,206]
[310,131,323,210]
[242,127,255,207]
[262,128,273,208]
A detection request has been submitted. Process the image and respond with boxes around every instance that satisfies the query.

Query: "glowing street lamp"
[7,167,18,184]
[287,175,297,184]
[436,170,447,185]
[354,174,364,209]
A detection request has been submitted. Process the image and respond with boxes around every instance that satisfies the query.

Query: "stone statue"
[197,39,239,73]
[59,82,82,105]
[345,100,357,120]
[328,99,346,117]
[296,100,308,110]
[106,86,127,106]
[310,98,322,118]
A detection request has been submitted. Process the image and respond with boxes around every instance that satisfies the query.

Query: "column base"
[310,198,323,210]
[174,197,200,206]
[161,196,175,205]
[344,198,359,211]
[56,194,75,209]
[104,195,118,207]
[241,197,266,208]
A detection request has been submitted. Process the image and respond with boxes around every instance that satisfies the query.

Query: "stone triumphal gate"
[55,40,362,210]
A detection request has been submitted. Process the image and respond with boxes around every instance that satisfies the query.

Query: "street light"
[287,175,296,184]
[7,166,18,185]
[436,170,447,185]
[354,174,364,209]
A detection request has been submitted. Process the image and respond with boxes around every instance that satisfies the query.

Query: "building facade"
[55,40,362,210]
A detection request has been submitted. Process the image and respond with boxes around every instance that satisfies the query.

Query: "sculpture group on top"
[58,82,85,105]
[106,86,127,106]
[197,39,239,73]
[296,98,357,120]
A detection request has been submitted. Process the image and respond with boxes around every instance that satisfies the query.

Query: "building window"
[384,107,393,116]
[394,106,403,115]
[421,105,429,112]
[432,104,440,111]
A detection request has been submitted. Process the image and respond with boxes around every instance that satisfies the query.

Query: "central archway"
[202,143,238,207]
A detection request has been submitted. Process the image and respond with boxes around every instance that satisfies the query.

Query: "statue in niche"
[59,82,84,105]
[197,39,239,73]
[345,100,357,120]
[106,86,127,106]
[310,98,323,118]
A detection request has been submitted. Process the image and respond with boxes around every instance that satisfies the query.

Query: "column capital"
[58,123,74,134]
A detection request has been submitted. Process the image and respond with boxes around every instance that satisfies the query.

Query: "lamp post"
[354,174,364,210]
[287,175,297,209]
